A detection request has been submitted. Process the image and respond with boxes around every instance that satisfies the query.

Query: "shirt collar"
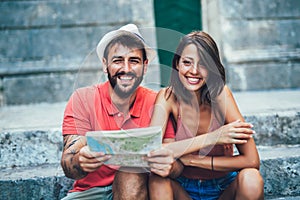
[101,81,142,118]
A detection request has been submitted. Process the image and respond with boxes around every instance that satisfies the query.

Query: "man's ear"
[102,58,108,73]
[143,59,149,74]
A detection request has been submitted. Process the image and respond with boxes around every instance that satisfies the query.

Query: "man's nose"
[123,60,131,72]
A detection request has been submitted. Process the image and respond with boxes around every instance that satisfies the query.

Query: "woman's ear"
[102,58,108,73]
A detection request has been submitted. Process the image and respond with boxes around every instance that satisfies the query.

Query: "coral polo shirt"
[62,81,175,192]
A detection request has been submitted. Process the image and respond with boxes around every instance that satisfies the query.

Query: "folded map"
[86,126,162,167]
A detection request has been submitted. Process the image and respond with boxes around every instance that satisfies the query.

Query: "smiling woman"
[177,44,208,91]
[148,31,264,200]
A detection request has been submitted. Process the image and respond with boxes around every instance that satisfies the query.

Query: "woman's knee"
[238,168,264,198]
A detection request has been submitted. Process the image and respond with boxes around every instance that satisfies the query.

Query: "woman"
[148,31,264,200]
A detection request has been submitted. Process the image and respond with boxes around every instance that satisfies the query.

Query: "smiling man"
[60,24,176,200]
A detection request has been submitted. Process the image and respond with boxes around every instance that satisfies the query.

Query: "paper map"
[86,126,162,167]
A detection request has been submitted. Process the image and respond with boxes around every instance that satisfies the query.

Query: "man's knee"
[113,170,149,200]
[149,174,172,199]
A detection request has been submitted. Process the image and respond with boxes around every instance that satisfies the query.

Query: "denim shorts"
[177,171,238,200]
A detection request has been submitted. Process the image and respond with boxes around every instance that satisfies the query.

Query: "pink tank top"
[175,109,233,180]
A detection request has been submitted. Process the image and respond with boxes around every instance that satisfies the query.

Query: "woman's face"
[177,44,208,92]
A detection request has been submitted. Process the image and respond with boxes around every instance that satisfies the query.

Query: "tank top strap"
[175,102,194,141]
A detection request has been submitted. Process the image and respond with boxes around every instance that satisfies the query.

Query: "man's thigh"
[113,168,149,200]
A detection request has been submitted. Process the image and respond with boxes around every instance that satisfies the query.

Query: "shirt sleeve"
[163,118,175,139]
[62,89,92,136]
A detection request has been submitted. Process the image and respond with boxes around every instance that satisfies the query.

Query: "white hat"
[96,24,156,62]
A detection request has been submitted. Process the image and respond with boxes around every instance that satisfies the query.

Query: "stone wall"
[1,0,300,105]
[0,0,158,106]
[202,0,300,91]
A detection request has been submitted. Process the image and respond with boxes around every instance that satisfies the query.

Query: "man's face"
[104,44,148,98]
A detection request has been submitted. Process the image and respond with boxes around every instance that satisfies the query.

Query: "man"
[61,24,176,200]
[61,24,255,200]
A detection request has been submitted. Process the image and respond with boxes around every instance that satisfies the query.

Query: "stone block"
[245,113,300,146]
[220,0,300,19]
[2,69,105,105]
[227,63,292,91]
[221,19,300,53]
[259,145,300,198]
[1,146,299,200]
[0,129,62,169]
[261,156,300,198]
[0,0,132,28]
[0,78,3,106]
[3,73,74,104]
[130,0,155,25]
[0,165,73,200]
[0,26,106,63]
[291,64,300,87]
[0,24,158,75]
[0,0,156,75]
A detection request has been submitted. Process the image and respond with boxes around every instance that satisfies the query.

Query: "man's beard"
[107,70,144,98]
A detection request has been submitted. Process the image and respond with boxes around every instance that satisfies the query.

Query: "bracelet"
[211,156,214,171]
[177,158,184,167]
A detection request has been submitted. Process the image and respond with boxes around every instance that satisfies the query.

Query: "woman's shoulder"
[157,87,177,103]
[216,85,234,101]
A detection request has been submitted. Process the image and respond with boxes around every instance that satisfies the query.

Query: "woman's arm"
[151,88,254,159]
[150,88,175,135]
[164,120,254,158]
[180,86,260,171]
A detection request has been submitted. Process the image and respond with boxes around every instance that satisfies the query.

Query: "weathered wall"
[0,0,158,105]
[1,0,300,105]
[202,0,300,91]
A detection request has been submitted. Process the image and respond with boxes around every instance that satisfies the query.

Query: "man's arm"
[61,135,112,180]
[61,135,88,179]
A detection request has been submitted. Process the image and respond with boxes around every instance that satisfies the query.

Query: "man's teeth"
[119,76,133,80]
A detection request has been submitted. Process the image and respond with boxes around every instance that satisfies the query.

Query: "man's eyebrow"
[111,56,124,60]
[129,56,142,60]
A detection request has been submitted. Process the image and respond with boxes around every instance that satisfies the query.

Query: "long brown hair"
[168,31,226,106]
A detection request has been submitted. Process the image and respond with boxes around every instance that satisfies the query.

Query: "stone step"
[1,111,299,169]
[245,111,300,146]
[0,145,299,200]
[1,89,299,132]
[0,129,62,169]
[258,145,300,198]
[267,197,300,200]
[0,89,299,199]
[0,89,299,169]
[234,89,300,146]
[0,164,73,200]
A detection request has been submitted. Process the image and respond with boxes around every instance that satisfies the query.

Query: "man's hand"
[145,147,175,177]
[78,146,111,173]
[214,120,255,145]
[61,135,111,180]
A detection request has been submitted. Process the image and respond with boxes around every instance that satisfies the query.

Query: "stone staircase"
[0,89,300,200]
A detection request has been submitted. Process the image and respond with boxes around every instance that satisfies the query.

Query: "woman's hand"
[214,120,254,145]
[145,147,175,177]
